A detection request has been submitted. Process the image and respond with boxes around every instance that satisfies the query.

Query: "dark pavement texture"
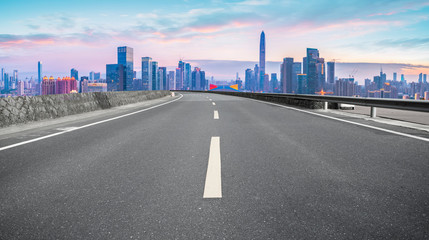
[0,92,428,239]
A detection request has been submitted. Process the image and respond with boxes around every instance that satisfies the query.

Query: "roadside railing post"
[370,106,377,118]
[323,101,328,110]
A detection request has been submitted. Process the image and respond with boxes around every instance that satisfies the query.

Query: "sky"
[1,0,429,83]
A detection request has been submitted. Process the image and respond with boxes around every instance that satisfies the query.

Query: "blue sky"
[0,0,429,81]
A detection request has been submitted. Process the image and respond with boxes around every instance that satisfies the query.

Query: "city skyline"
[1,0,428,80]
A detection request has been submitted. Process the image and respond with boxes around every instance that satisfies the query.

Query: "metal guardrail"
[181,90,429,117]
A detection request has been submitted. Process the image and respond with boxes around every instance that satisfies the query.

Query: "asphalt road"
[0,92,428,239]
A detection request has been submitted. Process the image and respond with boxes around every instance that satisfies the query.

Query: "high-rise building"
[292,62,302,93]
[263,74,269,92]
[316,58,325,90]
[151,61,159,90]
[191,67,206,91]
[270,73,278,93]
[259,31,266,91]
[89,71,95,81]
[245,68,255,91]
[184,63,191,90]
[4,73,9,91]
[71,68,79,92]
[419,73,423,83]
[335,78,355,96]
[401,74,405,83]
[38,61,42,95]
[280,57,293,93]
[327,61,335,84]
[106,64,124,91]
[1,68,4,89]
[94,72,101,80]
[55,77,77,94]
[424,74,427,83]
[141,57,152,90]
[42,76,56,95]
[17,80,24,96]
[71,68,78,82]
[177,61,185,90]
[175,68,182,90]
[80,77,89,93]
[13,70,18,85]
[393,72,397,82]
[168,71,175,90]
[297,74,307,94]
[380,67,386,88]
[158,67,167,90]
[117,46,133,91]
[305,48,319,94]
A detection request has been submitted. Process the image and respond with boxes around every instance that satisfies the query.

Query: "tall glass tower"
[259,31,265,91]
[117,46,133,91]
[141,57,152,90]
[306,48,319,94]
[38,61,42,95]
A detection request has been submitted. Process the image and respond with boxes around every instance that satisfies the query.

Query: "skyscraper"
[1,68,4,88]
[159,67,167,90]
[297,74,307,94]
[117,46,133,91]
[424,74,427,83]
[89,71,95,81]
[280,57,293,93]
[38,61,42,95]
[151,61,158,90]
[71,68,78,82]
[168,71,175,90]
[305,48,319,94]
[327,61,335,84]
[141,57,152,90]
[106,64,124,91]
[177,61,185,90]
[316,58,326,90]
[13,70,18,85]
[71,68,79,92]
[253,64,259,91]
[270,73,278,93]
[245,68,255,92]
[259,31,265,91]
[292,62,302,93]
[393,72,397,82]
[185,63,191,90]
[175,68,182,90]
[419,73,423,83]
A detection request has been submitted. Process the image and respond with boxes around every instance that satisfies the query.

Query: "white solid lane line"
[0,94,184,152]
[212,102,216,106]
[249,98,429,143]
[203,136,222,198]
[214,110,219,119]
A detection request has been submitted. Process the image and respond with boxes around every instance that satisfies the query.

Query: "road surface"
[1,92,428,239]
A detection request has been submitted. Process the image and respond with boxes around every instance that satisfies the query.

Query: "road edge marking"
[248,98,429,142]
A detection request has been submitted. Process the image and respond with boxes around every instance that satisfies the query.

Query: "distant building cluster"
[241,31,429,100]
[0,46,209,97]
[105,46,207,92]
[1,33,428,100]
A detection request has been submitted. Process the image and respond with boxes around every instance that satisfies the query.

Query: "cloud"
[236,0,270,6]
[377,38,429,48]
[0,34,55,47]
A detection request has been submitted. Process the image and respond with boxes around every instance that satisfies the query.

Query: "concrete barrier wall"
[0,90,170,128]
